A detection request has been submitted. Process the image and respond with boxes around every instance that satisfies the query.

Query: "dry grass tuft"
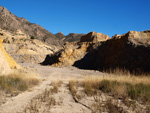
[105,99,123,113]
[51,80,62,93]
[24,88,56,113]
[80,74,150,103]
[68,80,77,97]
[0,69,39,93]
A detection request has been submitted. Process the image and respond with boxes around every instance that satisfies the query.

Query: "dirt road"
[0,63,103,113]
[0,63,147,113]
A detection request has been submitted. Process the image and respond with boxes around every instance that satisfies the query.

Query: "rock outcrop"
[74,30,150,74]
[0,29,57,63]
[80,31,110,43]
[42,32,110,66]
[0,6,62,47]
[0,37,19,75]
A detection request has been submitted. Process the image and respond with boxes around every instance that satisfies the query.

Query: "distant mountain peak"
[55,32,65,39]
[58,32,64,35]
[0,6,3,10]
[0,6,4,10]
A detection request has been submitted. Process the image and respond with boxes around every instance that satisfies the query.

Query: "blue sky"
[0,0,150,37]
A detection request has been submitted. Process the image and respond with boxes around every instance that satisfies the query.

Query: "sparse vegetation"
[69,80,77,97]
[0,70,39,93]
[105,99,123,113]
[51,80,62,93]
[81,77,100,96]
[127,83,150,102]
[24,81,63,112]
[24,85,60,113]
[80,75,150,104]
[67,74,150,112]
[99,80,150,103]
[30,35,35,39]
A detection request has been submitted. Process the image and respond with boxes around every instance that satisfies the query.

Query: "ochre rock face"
[74,30,150,74]
[42,42,91,66]
[55,42,90,66]
[42,32,110,66]
[0,37,19,75]
[80,31,110,43]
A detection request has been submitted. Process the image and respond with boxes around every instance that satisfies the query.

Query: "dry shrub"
[24,89,56,113]
[51,80,62,88]
[82,77,101,89]
[113,84,127,98]
[126,83,150,102]
[51,81,62,93]
[105,99,123,113]
[80,73,150,103]
[99,79,150,103]
[107,67,131,76]
[68,80,77,96]
[0,69,39,93]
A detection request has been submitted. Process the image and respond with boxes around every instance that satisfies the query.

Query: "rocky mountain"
[0,28,58,63]
[42,31,110,66]
[64,33,84,42]
[0,6,62,47]
[74,30,150,74]
[55,32,84,42]
[54,32,65,40]
[42,30,150,74]
[1,6,149,74]
[0,36,19,75]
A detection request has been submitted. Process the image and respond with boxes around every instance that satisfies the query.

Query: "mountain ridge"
[0,6,62,47]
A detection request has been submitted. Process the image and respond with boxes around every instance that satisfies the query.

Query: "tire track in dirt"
[0,73,54,113]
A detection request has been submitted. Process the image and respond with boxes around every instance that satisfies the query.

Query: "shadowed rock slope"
[55,32,84,43]
[54,32,66,40]
[42,31,110,66]
[64,33,85,42]
[74,30,150,74]
[0,6,62,47]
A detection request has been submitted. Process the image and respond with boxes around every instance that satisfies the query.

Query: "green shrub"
[30,35,35,39]
[127,83,150,102]
[0,76,28,93]
[99,80,120,93]
[0,74,38,93]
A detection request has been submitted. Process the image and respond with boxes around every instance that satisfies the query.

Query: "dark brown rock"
[74,30,150,74]
[64,33,84,42]
[55,32,65,40]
